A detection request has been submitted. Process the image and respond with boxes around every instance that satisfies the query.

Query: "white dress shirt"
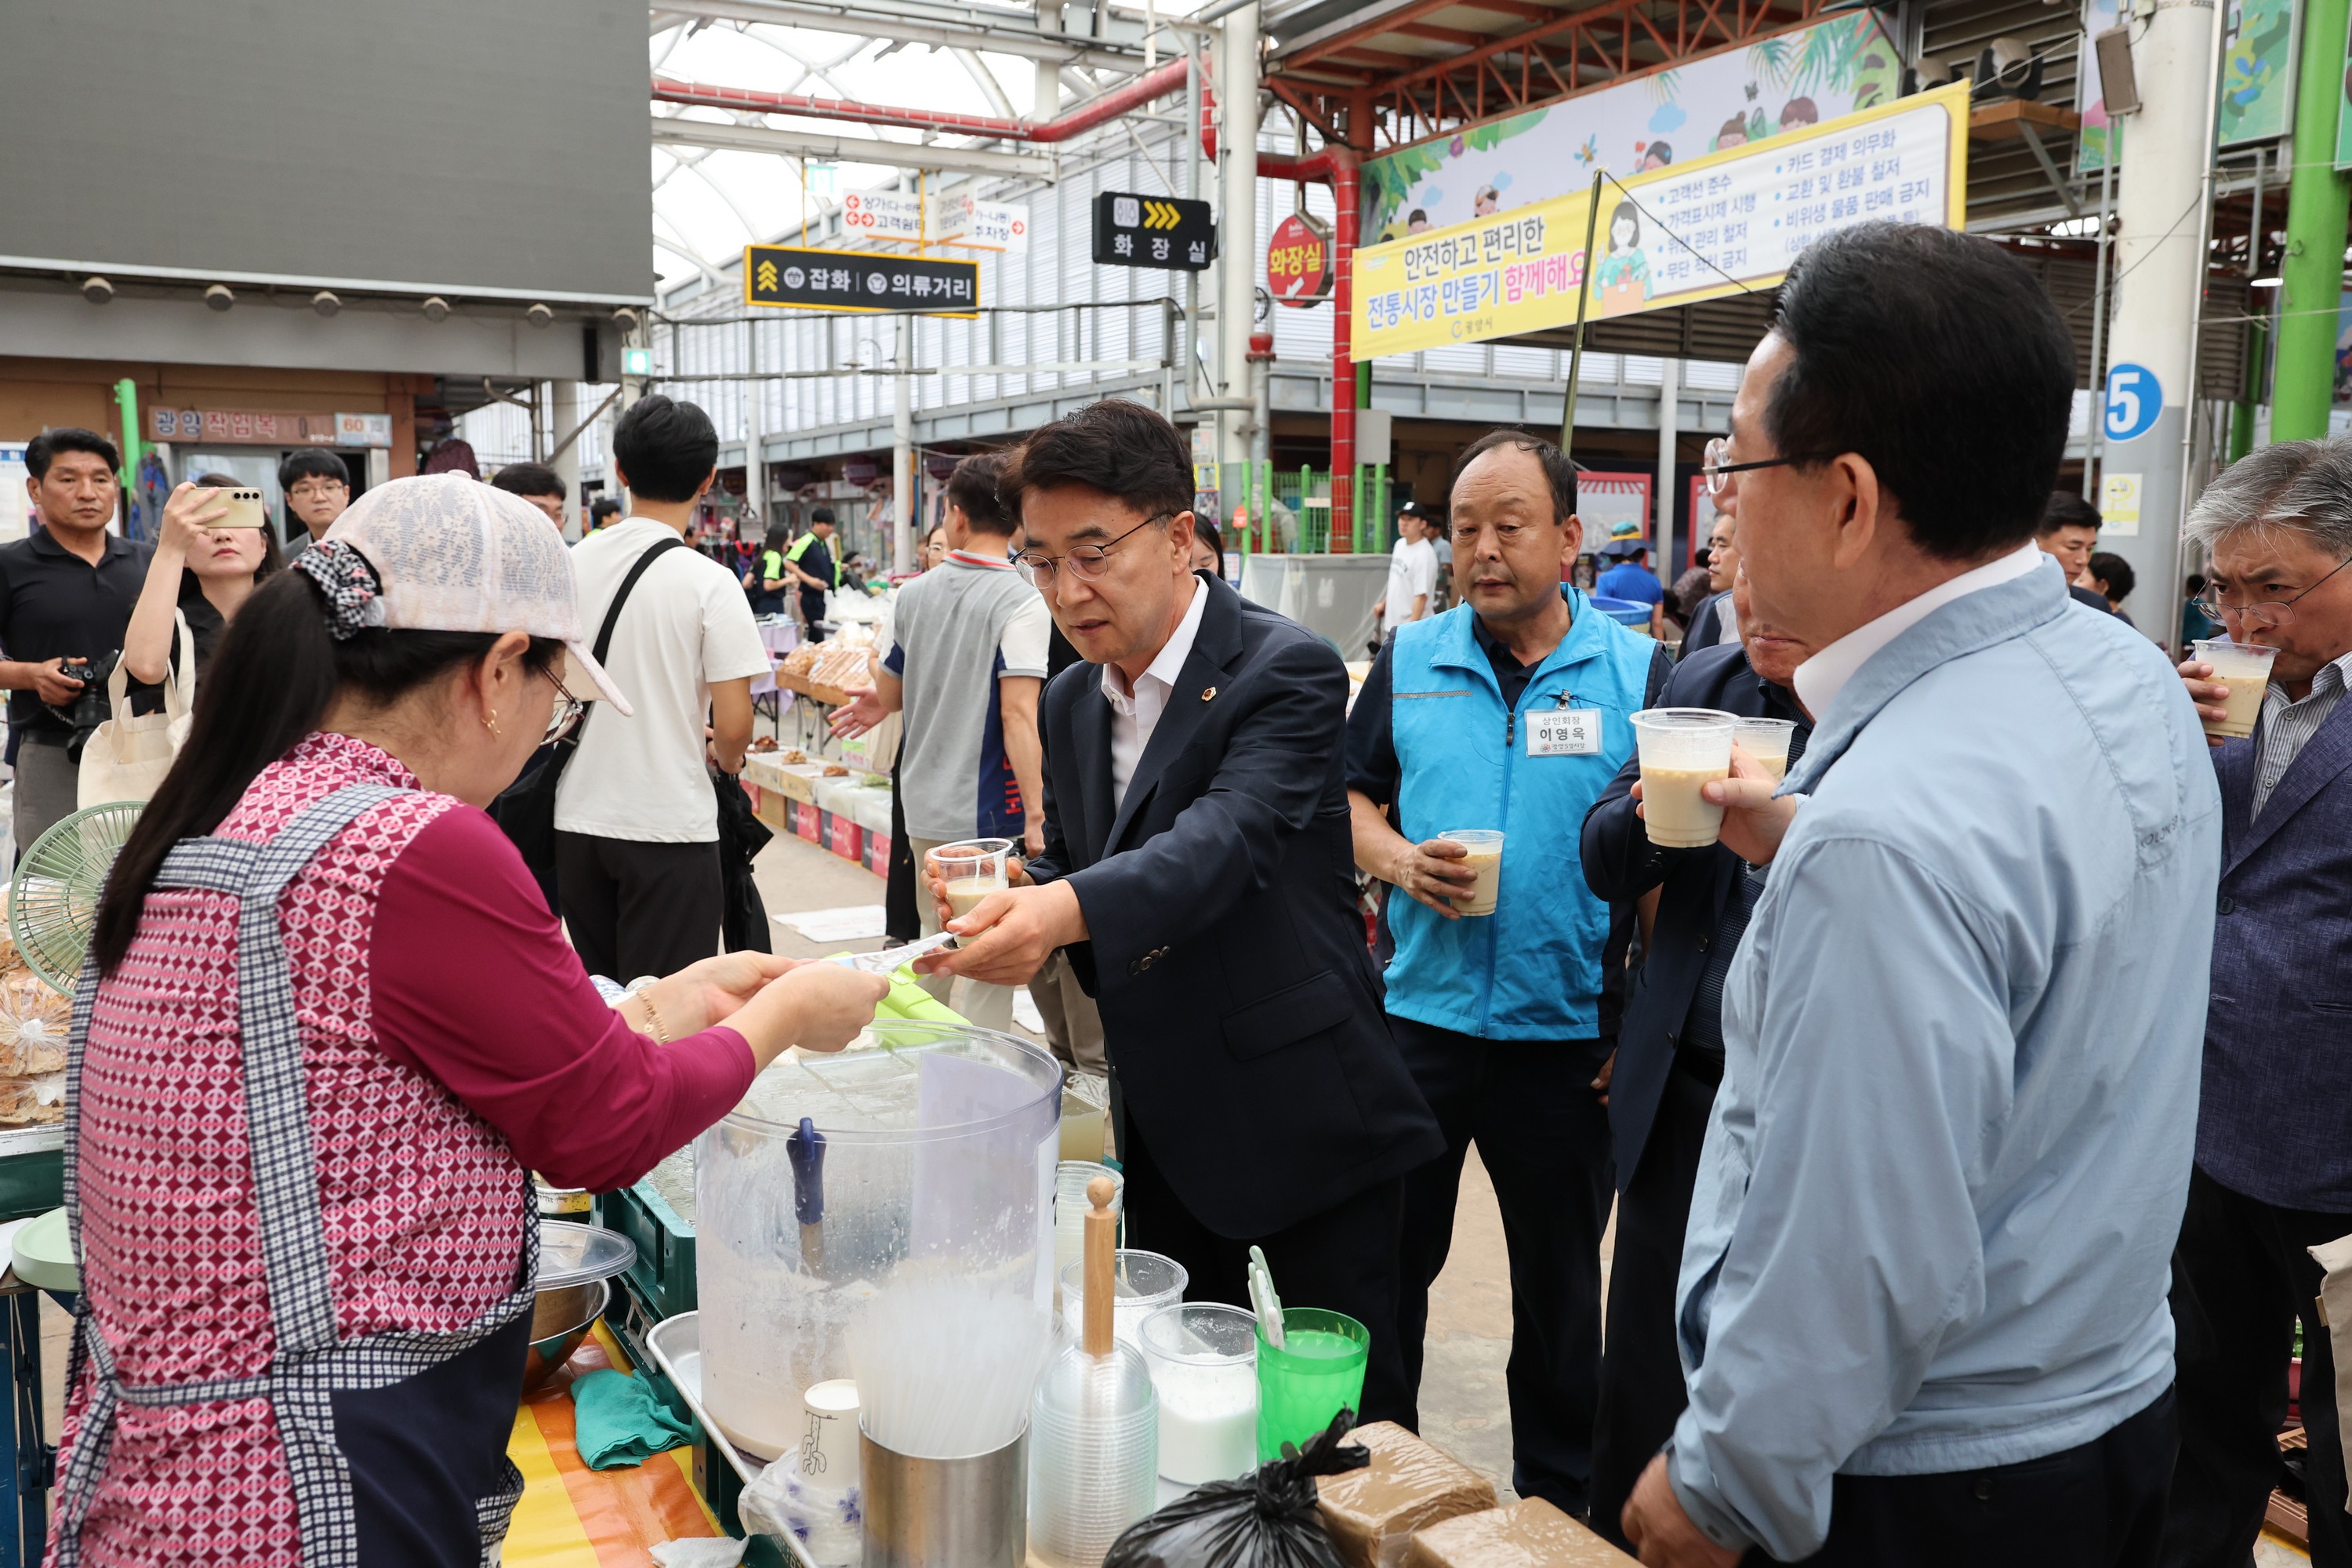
[1102,575,1207,812]
[1793,541,2049,719]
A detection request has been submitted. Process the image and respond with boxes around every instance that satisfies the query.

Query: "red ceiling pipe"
[1199,84,1334,183]
[653,56,1189,143]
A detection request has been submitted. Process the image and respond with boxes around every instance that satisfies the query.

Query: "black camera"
[51,650,121,763]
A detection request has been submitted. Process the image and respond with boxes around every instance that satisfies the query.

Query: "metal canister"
[859,1426,1027,1568]
[532,1174,593,1218]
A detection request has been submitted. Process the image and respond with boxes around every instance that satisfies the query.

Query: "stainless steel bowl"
[522,1278,609,1392]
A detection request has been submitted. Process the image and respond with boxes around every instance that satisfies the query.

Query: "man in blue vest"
[1345,428,1670,1513]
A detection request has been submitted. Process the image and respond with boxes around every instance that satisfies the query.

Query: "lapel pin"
[1200,686,1218,702]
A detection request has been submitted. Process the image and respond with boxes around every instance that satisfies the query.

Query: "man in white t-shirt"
[1378,501,1439,648]
[554,394,773,979]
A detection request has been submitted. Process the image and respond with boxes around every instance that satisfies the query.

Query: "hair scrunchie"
[292,539,387,641]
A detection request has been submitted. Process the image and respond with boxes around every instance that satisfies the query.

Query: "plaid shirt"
[2255,649,2352,817]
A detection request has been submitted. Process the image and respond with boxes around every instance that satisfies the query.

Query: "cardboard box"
[828,813,862,862]
[1316,1422,1498,1568]
[863,829,894,877]
[1400,1500,1635,1568]
[753,786,790,834]
[791,801,821,843]
[775,764,826,804]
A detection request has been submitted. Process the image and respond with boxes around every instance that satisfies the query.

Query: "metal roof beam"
[650,114,1060,177]
[652,0,1149,71]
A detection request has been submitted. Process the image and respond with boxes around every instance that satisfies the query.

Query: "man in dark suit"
[920,398,1443,1421]
[1580,562,1817,1547]
[2170,436,2352,1567]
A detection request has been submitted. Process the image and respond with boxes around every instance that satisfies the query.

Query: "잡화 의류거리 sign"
[744,246,980,316]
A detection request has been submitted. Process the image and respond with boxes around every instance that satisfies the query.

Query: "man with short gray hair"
[2169,434,2352,1568]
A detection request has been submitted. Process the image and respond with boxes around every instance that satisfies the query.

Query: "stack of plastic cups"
[1030,1177,1159,1568]
[1054,1163,1123,1318]
[1060,1250,1185,1348]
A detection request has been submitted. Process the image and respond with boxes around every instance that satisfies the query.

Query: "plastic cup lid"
[538,1220,637,1290]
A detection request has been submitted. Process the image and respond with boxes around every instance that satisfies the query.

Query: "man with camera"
[0,428,154,858]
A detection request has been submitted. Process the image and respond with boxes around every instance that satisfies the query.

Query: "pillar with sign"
[2093,0,2217,649]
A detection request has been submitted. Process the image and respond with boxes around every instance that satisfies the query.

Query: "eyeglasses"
[1013,513,1171,586]
[1701,437,1837,498]
[2196,552,2352,633]
[288,481,348,501]
[542,670,588,744]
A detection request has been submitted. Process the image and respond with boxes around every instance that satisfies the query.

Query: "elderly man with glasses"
[1616,223,2217,1568]
[916,397,1443,1422]
[2168,436,2352,1568]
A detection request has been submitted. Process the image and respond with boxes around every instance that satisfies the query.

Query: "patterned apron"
[56,785,541,1567]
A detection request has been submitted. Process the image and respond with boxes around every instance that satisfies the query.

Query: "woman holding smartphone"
[122,476,285,684]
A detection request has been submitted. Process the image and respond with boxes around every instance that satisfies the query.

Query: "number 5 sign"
[2103,362,2162,442]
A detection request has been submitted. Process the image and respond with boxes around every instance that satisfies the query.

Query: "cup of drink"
[1254,1308,1369,1463]
[1436,829,1504,916]
[2193,639,2277,741]
[1732,717,1798,782]
[1141,1304,1259,1484]
[1630,709,1738,848]
[927,837,1014,919]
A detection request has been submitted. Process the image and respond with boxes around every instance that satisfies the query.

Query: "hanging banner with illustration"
[2079,0,2299,169]
[1352,83,1970,361]
[1361,12,1903,242]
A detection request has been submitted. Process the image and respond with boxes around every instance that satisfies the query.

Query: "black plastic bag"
[1105,1410,1370,1568]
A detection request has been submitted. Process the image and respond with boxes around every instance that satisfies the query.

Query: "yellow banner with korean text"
[1352,82,1971,361]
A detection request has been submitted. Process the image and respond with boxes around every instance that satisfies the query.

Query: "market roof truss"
[653,0,1155,72]
[1268,0,1835,151]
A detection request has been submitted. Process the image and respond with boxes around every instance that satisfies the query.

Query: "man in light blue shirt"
[1618,222,2220,1565]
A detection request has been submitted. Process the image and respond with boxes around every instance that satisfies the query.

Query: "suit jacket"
[2203,695,2352,1210]
[1580,643,1807,1189]
[1679,590,1730,660]
[1026,573,1443,1238]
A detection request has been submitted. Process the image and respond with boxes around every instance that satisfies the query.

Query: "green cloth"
[571,1369,695,1470]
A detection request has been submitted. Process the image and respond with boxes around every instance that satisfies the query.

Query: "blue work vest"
[1385,590,1652,1040]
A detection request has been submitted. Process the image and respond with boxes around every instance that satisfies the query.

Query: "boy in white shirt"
[554,395,772,978]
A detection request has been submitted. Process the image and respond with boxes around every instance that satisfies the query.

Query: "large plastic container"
[696,1022,1062,1459]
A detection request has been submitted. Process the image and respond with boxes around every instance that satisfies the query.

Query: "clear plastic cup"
[1732,717,1798,782]
[1054,1162,1123,1312]
[1139,1304,1259,1484]
[1436,829,1504,916]
[929,837,1014,920]
[1061,1250,1187,1349]
[2193,639,2277,740]
[1631,708,1738,848]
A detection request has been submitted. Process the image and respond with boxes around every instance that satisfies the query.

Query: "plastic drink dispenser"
[694,1022,1062,1461]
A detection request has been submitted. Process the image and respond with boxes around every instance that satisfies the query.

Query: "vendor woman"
[55,474,888,1567]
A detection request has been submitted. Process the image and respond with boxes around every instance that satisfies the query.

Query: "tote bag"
[78,612,194,808]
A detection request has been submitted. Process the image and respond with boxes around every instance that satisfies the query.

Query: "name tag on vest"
[1527,709,1601,757]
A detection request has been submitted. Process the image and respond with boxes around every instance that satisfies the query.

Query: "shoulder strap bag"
[490,535,688,912]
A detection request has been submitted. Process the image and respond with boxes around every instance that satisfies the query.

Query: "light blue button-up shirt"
[1667,563,2221,1560]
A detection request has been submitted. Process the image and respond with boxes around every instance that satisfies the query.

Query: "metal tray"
[644,1312,818,1568]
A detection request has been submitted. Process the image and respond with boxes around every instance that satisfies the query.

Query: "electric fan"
[9,802,143,996]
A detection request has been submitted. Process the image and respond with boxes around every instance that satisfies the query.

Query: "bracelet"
[633,992,673,1044]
